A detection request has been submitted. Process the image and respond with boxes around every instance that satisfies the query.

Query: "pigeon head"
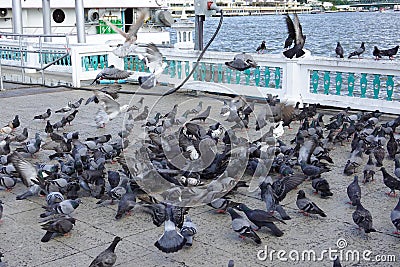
[297,190,306,198]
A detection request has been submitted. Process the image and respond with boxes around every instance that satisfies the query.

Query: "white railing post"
[70,47,81,88]
[25,44,37,74]
[284,59,306,105]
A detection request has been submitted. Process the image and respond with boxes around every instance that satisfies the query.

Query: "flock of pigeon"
[2,86,400,265]
[1,8,400,267]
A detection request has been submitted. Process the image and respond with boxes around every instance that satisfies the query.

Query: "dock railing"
[1,36,400,114]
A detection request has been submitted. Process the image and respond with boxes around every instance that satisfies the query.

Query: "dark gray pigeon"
[352,199,376,233]
[236,203,285,237]
[283,14,306,59]
[227,208,261,244]
[89,236,121,267]
[33,108,51,120]
[190,106,211,123]
[154,204,186,253]
[333,255,342,267]
[225,52,257,71]
[381,167,400,196]
[348,42,365,59]
[390,197,400,234]
[335,42,344,58]
[40,216,76,242]
[312,178,333,198]
[347,175,361,206]
[296,190,326,217]
[91,65,131,85]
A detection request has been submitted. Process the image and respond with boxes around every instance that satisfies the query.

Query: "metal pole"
[42,0,52,42]
[12,0,23,40]
[194,15,204,51]
[75,0,86,43]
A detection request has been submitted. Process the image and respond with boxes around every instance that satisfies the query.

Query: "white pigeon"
[138,43,167,89]
[273,120,284,138]
[94,91,129,128]
[105,8,149,58]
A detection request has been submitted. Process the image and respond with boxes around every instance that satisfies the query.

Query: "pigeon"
[225,52,257,71]
[55,104,72,113]
[9,151,44,188]
[256,40,267,54]
[347,175,361,205]
[89,236,122,267]
[335,42,344,58]
[91,65,131,85]
[180,216,197,246]
[0,137,11,155]
[11,127,28,143]
[0,200,3,221]
[33,108,51,120]
[296,190,326,217]
[311,178,333,198]
[65,110,78,125]
[380,167,400,196]
[236,203,285,237]
[105,8,149,58]
[190,106,211,123]
[379,45,399,60]
[352,199,376,233]
[69,98,84,109]
[373,46,382,60]
[333,256,342,267]
[0,175,17,190]
[0,252,4,267]
[40,216,76,242]
[283,14,306,59]
[40,199,81,218]
[226,208,261,244]
[115,187,136,220]
[138,43,167,89]
[348,42,365,59]
[154,204,186,253]
[94,91,130,128]
[390,197,400,234]
[208,198,240,214]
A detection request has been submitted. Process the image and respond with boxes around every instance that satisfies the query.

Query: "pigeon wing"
[293,14,305,47]
[126,8,149,43]
[104,19,129,39]
[285,14,296,41]
[95,92,121,117]
[9,152,38,187]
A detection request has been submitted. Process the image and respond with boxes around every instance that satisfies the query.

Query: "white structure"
[171,12,194,50]
[0,0,171,45]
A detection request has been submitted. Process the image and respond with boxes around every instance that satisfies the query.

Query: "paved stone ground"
[0,82,399,267]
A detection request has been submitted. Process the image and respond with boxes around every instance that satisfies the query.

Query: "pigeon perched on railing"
[256,40,267,54]
[348,42,365,59]
[335,42,344,58]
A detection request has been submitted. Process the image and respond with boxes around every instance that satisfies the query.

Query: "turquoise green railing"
[310,70,397,101]
[0,46,27,61]
[148,59,282,89]
[38,50,71,66]
[82,54,108,71]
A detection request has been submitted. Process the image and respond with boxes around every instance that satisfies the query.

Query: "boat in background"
[0,0,173,45]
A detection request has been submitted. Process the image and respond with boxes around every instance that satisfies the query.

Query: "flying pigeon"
[89,236,122,267]
[94,91,130,128]
[138,43,167,89]
[226,208,261,244]
[348,42,365,59]
[105,8,149,58]
[283,14,306,59]
[91,65,131,85]
[225,52,257,71]
[296,190,326,217]
[335,42,344,58]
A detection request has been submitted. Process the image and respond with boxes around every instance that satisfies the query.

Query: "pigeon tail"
[41,231,54,242]
[155,227,186,253]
